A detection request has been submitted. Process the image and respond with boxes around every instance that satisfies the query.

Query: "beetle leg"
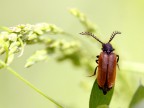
[116,55,120,70]
[88,55,99,77]
[116,55,119,63]
[88,66,97,77]
[96,55,99,64]
[96,60,98,64]
[117,64,120,70]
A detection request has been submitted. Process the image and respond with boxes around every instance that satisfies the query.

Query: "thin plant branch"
[0,59,63,108]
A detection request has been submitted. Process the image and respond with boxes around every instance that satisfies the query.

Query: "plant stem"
[0,60,63,108]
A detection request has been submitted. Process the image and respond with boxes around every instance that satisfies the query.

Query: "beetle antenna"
[80,32,104,44]
[108,31,121,43]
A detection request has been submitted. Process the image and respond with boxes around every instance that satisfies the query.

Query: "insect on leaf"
[89,80,114,108]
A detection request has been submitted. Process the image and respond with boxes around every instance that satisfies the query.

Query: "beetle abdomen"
[97,52,108,88]
[107,53,117,88]
[97,52,117,95]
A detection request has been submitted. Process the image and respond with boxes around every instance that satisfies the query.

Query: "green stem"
[0,60,63,108]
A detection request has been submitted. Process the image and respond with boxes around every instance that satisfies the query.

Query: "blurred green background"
[0,0,144,108]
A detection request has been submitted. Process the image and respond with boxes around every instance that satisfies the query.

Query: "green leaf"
[129,84,144,108]
[89,80,114,108]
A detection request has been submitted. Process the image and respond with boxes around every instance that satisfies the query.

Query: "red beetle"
[80,31,121,95]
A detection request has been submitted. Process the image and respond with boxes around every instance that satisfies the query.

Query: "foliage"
[129,84,144,108]
[0,8,144,108]
[89,80,114,108]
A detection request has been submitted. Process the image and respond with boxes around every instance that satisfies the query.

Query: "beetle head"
[79,31,121,54]
[102,43,114,54]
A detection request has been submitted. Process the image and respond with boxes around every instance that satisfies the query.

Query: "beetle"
[80,31,121,95]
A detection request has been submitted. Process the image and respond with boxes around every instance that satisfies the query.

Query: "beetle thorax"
[102,43,114,54]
